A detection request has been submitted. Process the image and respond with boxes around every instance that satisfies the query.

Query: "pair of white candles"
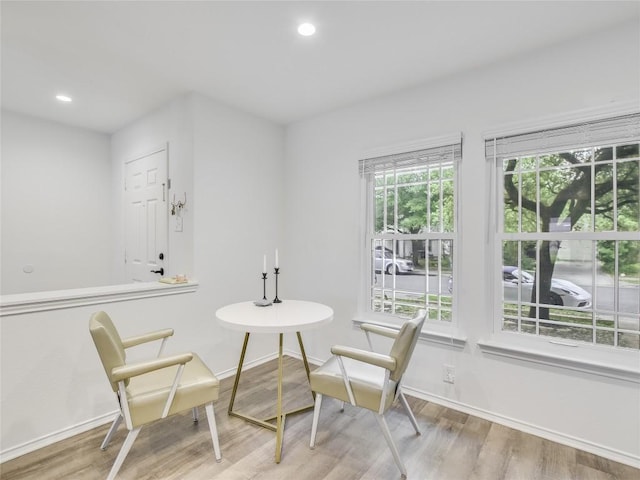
[262,249,279,273]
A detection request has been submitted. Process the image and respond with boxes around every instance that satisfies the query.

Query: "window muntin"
[361,141,458,322]
[497,135,639,350]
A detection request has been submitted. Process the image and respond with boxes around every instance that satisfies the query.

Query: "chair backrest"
[388,309,426,382]
[89,311,127,392]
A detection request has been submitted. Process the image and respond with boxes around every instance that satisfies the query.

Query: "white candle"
[263,255,267,273]
[275,249,279,268]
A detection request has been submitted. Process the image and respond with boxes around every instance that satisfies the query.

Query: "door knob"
[151,268,164,275]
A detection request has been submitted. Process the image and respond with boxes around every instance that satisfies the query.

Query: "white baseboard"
[0,411,119,464]
[288,349,640,469]
[4,350,637,470]
[215,351,279,380]
[401,386,640,470]
[0,352,279,464]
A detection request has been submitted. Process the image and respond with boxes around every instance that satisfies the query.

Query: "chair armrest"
[122,328,174,348]
[331,345,396,371]
[111,352,193,382]
[360,323,399,340]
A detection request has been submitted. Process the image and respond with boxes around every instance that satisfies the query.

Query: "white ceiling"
[2,1,638,133]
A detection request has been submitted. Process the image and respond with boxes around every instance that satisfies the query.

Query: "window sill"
[478,337,640,384]
[0,281,199,316]
[352,317,467,348]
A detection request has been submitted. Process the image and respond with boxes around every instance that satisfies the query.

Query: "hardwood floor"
[2,356,638,480]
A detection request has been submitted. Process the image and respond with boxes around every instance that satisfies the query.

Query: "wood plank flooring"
[2,356,638,479]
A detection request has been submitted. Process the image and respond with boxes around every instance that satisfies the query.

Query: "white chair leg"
[339,400,345,412]
[101,414,123,450]
[374,413,407,479]
[205,403,221,462]
[192,407,199,423]
[399,391,421,435]
[107,427,140,480]
[310,393,323,449]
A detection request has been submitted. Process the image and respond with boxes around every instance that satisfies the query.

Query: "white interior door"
[124,148,168,282]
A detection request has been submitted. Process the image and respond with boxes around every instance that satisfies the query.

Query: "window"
[359,135,461,323]
[488,113,640,350]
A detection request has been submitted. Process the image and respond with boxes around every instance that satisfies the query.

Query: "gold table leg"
[228,332,250,415]
[227,330,315,463]
[296,331,315,400]
[275,333,284,463]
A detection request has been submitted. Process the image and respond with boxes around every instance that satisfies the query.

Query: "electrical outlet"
[443,364,455,384]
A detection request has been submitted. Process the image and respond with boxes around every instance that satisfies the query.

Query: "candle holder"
[273,267,282,303]
[254,272,272,307]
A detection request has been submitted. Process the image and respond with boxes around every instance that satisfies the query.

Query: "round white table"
[215,300,334,463]
[216,300,333,333]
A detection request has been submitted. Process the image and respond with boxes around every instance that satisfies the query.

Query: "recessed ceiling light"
[297,23,316,36]
[56,94,72,102]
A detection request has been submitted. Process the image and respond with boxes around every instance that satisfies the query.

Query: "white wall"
[0,111,113,294]
[110,95,196,282]
[0,92,286,460]
[283,22,640,464]
[190,92,286,373]
[0,290,201,456]
[112,91,288,374]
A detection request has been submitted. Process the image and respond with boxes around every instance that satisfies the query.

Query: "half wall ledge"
[0,281,199,317]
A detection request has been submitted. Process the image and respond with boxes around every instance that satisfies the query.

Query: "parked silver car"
[374,249,414,274]
[448,266,592,308]
[502,266,592,308]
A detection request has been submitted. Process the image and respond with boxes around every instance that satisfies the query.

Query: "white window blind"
[486,112,640,160]
[360,141,462,176]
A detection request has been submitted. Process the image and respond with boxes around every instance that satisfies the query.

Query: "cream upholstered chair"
[309,309,426,479]
[89,311,221,480]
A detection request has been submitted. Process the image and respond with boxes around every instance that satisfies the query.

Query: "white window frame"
[480,104,640,381]
[356,134,465,345]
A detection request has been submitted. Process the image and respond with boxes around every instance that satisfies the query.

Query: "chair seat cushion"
[310,356,397,413]
[126,353,219,428]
